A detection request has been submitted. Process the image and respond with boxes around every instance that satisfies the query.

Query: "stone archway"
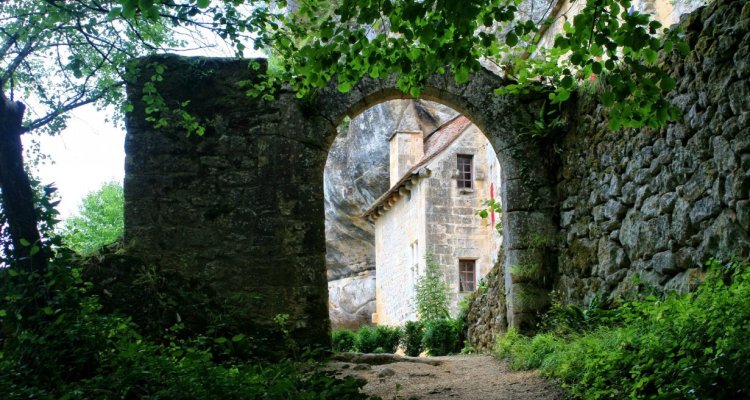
[313,71,558,332]
[124,54,557,348]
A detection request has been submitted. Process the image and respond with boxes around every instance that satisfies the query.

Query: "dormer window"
[457,154,473,189]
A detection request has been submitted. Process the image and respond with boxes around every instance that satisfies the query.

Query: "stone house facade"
[364,115,503,326]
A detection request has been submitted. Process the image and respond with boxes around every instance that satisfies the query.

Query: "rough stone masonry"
[124,0,748,350]
[465,0,750,350]
[124,57,555,347]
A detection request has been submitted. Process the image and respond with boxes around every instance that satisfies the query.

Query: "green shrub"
[374,325,402,353]
[61,181,124,256]
[0,260,372,399]
[351,325,401,354]
[401,321,424,357]
[354,325,379,353]
[415,254,450,322]
[331,329,357,352]
[422,319,460,356]
[494,259,750,399]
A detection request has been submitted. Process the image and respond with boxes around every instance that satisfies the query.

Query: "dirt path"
[330,354,567,400]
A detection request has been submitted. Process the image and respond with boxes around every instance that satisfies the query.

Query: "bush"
[401,321,424,357]
[415,254,449,322]
[494,259,750,399]
[332,329,357,352]
[61,181,124,256]
[422,319,460,356]
[0,260,372,399]
[351,325,401,354]
[354,325,379,353]
[374,325,402,353]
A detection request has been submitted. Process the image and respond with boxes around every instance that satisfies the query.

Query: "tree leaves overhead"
[0,0,275,136]
[257,0,687,130]
[2,0,687,134]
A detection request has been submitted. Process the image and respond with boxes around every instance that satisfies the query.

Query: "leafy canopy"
[61,181,124,256]
[0,0,272,136]
[256,0,688,130]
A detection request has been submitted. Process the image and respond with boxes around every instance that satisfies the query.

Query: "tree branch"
[22,81,124,133]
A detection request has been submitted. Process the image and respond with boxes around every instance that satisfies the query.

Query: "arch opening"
[315,70,560,335]
[324,100,504,330]
[123,56,559,349]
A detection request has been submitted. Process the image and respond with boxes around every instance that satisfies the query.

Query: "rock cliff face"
[325,100,457,329]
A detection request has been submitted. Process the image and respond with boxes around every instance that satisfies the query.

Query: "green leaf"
[676,41,690,55]
[550,88,570,103]
[42,306,54,315]
[505,32,518,47]
[561,75,574,89]
[601,91,615,107]
[232,334,246,342]
[214,337,228,344]
[337,81,352,93]
[454,66,469,83]
[660,76,676,92]
[19,238,30,247]
[591,61,602,75]
[197,0,211,8]
[0,310,7,317]
[643,49,658,63]
[107,7,122,20]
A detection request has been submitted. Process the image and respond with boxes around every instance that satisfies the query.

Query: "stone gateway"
[124,0,749,350]
[124,59,556,347]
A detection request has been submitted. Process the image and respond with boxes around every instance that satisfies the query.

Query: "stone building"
[364,114,503,326]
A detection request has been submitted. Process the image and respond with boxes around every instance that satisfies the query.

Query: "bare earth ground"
[330,354,567,400]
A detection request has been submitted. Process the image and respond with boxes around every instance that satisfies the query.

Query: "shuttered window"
[459,259,476,292]
[457,155,473,189]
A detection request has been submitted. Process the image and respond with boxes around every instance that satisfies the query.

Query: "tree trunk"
[0,90,47,271]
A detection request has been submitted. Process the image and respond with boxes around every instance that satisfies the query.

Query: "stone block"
[503,210,557,250]
[664,268,706,294]
[689,196,721,225]
[652,251,677,275]
[595,238,627,278]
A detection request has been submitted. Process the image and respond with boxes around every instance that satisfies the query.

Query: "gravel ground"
[331,354,567,400]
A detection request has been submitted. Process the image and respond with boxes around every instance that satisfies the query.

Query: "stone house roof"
[362,115,473,220]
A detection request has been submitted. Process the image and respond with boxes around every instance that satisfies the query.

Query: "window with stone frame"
[458,259,476,292]
[457,154,473,189]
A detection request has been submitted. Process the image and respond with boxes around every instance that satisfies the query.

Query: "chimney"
[389,130,424,187]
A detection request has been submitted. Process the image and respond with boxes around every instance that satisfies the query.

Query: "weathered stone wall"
[555,0,750,306]
[462,0,750,351]
[464,249,506,351]
[125,57,556,347]
[124,56,333,347]
[373,173,426,325]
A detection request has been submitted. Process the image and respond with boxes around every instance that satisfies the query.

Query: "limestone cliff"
[325,100,457,329]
